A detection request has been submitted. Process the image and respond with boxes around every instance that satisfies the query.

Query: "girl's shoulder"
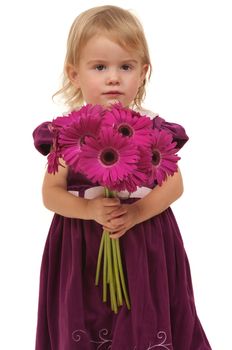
[135,107,159,119]
[32,107,85,156]
[136,107,189,150]
[32,121,52,156]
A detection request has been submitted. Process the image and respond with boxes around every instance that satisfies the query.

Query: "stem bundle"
[95,188,131,313]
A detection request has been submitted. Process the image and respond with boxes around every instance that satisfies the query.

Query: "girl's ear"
[140,64,149,84]
[66,64,80,88]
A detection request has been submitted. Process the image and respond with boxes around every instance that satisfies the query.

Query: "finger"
[109,217,125,226]
[103,223,125,232]
[103,198,121,207]
[104,206,127,219]
[107,211,127,221]
[105,208,124,216]
[109,230,127,239]
[109,207,128,218]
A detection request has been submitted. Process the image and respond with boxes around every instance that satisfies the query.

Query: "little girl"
[33,5,211,350]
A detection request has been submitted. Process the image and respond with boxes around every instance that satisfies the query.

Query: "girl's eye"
[121,64,132,71]
[95,65,106,71]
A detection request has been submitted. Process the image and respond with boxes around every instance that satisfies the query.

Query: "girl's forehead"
[80,34,140,58]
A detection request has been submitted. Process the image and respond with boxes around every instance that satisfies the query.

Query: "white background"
[0,0,231,349]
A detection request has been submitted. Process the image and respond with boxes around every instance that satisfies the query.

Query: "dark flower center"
[152,149,161,166]
[118,123,133,137]
[80,136,86,145]
[100,148,119,166]
[80,133,93,145]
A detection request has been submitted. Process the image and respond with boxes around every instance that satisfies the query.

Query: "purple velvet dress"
[33,115,211,350]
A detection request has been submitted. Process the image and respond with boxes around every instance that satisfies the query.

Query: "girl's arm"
[42,160,89,219]
[42,159,127,225]
[107,168,183,238]
[134,167,183,223]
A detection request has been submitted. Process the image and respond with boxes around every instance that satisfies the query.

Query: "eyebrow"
[87,59,139,65]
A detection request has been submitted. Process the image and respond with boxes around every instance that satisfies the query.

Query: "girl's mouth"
[103,91,123,96]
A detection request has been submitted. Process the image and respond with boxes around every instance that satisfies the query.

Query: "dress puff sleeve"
[32,121,53,156]
[153,115,189,150]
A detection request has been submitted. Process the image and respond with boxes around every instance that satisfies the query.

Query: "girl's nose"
[106,69,120,85]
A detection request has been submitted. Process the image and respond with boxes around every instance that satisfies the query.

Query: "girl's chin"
[102,99,130,109]
[104,98,120,106]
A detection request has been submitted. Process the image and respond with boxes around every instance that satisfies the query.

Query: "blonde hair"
[54,5,152,109]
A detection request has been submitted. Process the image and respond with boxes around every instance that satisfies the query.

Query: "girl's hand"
[103,203,140,239]
[86,197,127,228]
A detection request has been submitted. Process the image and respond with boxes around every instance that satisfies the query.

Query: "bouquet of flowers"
[47,103,180,313]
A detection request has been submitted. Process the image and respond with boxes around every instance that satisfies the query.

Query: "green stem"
[116,239,131,310]
[95,230,105,286]
[112,238,123,306]
[105,187,116,198]
[103,231,107,302]
[106,232,118,313]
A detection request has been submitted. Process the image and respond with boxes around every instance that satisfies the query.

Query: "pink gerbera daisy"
[47,125,63,174]
[47,104,104,173]
[58,108,103,173]
[78,128,140,191]
[114,146,152,192]
[149,129,180,186]
[103,104,152,148]
[47,149,63,174]
[51,104,103,130]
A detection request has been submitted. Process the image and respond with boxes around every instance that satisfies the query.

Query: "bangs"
[78,13,146,61]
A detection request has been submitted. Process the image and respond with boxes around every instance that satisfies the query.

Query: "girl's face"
[68,35,148,107]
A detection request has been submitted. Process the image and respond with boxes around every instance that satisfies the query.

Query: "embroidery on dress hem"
[72,328,172,349]
[146,331,172,350]
[72,328,112,349]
